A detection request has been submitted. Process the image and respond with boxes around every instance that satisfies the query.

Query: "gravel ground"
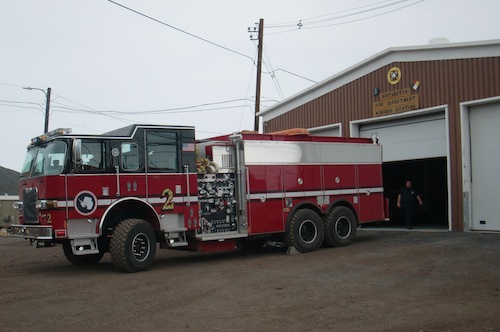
[1,229,499,332]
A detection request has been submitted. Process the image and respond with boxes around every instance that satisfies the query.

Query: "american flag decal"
[182,143,195,152]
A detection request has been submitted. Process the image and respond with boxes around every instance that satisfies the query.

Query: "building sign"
[387,66,401,85]
[372,88,419,117]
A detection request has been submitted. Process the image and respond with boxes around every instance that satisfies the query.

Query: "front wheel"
[323,206,357,247]
[110,219,157,273]
[286,209,324,253]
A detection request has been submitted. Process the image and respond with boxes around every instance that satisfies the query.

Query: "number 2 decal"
[161,188,174,211]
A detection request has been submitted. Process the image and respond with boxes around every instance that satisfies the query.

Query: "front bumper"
[10,224,52,240]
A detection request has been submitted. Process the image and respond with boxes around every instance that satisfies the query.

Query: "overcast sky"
[1,0,499,172]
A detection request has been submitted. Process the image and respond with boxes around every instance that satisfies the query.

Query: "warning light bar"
[31,128,72,144]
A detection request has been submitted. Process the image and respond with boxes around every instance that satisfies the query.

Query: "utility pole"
[44,87,51,133]
[23,86,51,133]
[249,19,264,132]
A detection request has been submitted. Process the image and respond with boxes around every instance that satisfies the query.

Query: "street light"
[23,86,51,133]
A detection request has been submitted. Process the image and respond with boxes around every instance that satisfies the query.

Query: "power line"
[239,52,257,131]
[49,118,103,133]
[267,0,404,28]
[44,94,278,117]
[109,98,258,114]
[0,82,25,88]
[106,0,255,63]
[51,104,253,115]
[265,68,318,84]
[0,100,45,114]
[51,95,134,124]
[261,44,286,100]
[105,1,317,85]
[50,96,280,116]
[1,82,282,125]
[295,0,399,25]
[304,0,425,29]
[266,0,425,33]
[0,102,44,113]
[304,0,411,25]
[69,98,257,114]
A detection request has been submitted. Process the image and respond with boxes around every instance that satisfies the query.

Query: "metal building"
[259,39,500,232]
[0,195,19,228]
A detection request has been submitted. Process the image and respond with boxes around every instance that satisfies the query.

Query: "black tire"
[285,209,324,253]
[110,219,156,273]
[62,241,104,265]
[323,206,357,247]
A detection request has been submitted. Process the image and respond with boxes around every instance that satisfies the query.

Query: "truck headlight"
[13,202,23,210]
[35,200,58,209]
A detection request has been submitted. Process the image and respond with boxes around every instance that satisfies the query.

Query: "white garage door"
[359,112,447,162]
[469,102,500,231]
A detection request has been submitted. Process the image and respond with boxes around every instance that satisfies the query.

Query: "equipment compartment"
[197,173,238,235]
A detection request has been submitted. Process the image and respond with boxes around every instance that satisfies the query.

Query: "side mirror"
[72,139,82,166]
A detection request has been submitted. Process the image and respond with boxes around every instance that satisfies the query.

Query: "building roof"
[0,195,19,201]
[259,39,500,121]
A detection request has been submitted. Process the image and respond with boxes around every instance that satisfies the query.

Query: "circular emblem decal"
[112,148,120,157]
[74,190,98,216]
[387,66,401,85]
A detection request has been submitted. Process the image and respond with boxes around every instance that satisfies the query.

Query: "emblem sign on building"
[372,67,420,117]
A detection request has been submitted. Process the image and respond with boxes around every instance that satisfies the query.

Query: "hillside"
[0,166,20,195]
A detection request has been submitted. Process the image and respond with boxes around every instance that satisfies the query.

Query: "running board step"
[162,227,188,248]
[71,238,100,255]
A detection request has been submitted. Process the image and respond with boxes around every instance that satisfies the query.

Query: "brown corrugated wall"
[264,57,500,231]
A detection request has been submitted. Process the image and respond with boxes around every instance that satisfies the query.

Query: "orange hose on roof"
[267,128,310,135]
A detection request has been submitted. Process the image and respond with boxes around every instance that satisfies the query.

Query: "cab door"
[144,129,197,222]
[115,141,146,200]
[66,139,113,232]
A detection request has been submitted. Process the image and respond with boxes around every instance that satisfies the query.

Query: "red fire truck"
[11,125,388,272]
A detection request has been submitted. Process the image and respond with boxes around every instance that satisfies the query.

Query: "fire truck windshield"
[21,140,67,178]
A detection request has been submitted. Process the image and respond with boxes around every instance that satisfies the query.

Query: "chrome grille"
[23,187,38,223]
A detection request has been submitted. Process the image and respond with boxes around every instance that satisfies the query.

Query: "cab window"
[147,131,178,172]
[121,143,139,171]
[78,140,106,171]
[21,140,67,178]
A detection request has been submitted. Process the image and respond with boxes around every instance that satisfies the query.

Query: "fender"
[326,198,358,221]
[99,197,160,235]
[284,200,323,232]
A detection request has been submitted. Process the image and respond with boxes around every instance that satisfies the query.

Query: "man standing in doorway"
[397,180,423,229]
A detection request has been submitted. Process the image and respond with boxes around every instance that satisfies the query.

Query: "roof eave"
[258,39,500,119]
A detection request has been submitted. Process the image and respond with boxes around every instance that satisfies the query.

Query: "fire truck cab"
[12,124,387,272]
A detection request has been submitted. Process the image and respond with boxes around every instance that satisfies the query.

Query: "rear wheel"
[62,241,104,265]
[323,206,357,247]
[286,209,324,253]
[110,219,156,272]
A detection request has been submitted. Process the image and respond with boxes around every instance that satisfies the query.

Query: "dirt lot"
[1,229,499,332]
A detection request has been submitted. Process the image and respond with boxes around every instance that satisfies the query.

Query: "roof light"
[30,128,72,144]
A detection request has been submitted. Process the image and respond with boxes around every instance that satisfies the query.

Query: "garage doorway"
[351,106,451,230]
[383,158,448,229]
